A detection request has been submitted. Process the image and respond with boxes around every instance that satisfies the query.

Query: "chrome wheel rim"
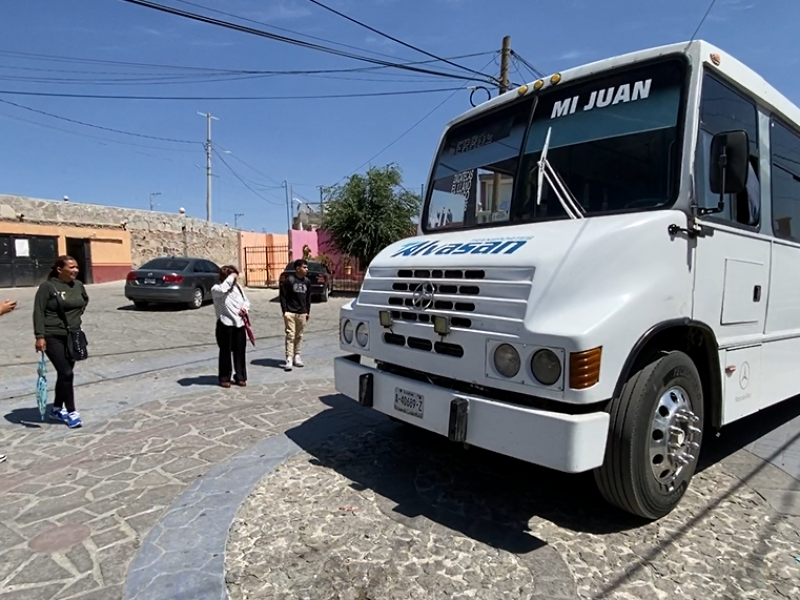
[649,385,701,491]
[193,290,202,306]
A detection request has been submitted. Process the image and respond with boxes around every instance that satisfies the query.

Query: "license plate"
[394,387,424,418]
[144,278,156,285]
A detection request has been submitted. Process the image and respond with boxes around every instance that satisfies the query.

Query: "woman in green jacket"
[33,255,89,429]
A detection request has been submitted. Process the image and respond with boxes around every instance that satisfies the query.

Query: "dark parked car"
[279,260,332,302]
[125,256,221,310]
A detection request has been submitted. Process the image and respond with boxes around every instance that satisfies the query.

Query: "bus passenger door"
[691,73,769,425]
[692,224,769,425]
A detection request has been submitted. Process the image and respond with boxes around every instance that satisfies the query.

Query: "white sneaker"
[282,360,293,371]
[293,355,305,368]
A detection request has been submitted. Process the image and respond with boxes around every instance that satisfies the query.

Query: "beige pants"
[284,312,307,358]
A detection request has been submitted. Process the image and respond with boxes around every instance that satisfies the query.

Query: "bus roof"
[447,39,800,132]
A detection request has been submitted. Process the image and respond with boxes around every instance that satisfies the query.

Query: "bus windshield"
[424,57,686,232]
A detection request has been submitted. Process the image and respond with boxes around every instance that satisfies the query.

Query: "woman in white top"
[211,265,250,388]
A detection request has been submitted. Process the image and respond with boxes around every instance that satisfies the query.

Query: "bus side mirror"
[709,130,749,196]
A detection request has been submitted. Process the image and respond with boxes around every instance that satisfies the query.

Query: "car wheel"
[594,350,704,520]
[321,284,329,302]
[133,301,149,310]
[189,288,204,309]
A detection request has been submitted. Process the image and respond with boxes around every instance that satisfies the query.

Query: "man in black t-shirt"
[279,259,311,371]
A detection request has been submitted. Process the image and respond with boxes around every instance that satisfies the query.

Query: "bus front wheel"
[594,350,704,520]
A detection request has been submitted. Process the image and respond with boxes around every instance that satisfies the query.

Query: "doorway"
[66,238,93,284]
[0,234,58,288]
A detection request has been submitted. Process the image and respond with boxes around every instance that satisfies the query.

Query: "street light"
[149,192,161,211]
[234,212,244,228]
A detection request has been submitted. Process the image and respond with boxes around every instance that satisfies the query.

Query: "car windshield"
[140,258,190,271]
[424,57,686,231]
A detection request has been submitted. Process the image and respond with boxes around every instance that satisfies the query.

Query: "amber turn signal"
[569,347,602,390]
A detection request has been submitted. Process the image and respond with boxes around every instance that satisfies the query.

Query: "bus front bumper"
[334,355,610,474]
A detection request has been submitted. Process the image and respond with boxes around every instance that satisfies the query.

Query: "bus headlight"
[342,320,354,344]
[531,349,562,386]
[493,344,520,378]
[355,322,369,347]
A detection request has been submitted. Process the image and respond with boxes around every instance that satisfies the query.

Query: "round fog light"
[493,344,520,378]
[531,349,561,386]
[342,320,354,344]
[356,322,369,347]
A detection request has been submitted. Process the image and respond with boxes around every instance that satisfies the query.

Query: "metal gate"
[329,256,365,293]
[0,234,58,288]
[244,245,288,288]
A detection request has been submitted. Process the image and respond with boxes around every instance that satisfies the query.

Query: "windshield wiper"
[535,126,586,219]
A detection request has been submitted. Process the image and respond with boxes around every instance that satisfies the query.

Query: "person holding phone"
[211,265,250,388]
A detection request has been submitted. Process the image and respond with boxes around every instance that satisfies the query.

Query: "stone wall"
[0,194,240,268]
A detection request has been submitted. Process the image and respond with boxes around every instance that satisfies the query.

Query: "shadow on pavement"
[285,391,800,553]
[117,303,211,312]
[3,407,57,428]
[699,393,800,472]
[285,394,639,554]
[251,357,286,369]
[176,375,219,387]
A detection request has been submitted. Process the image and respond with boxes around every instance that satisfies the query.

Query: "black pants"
[44,336,76,413]
[216,321,247,383]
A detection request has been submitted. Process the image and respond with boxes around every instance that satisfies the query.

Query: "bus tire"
[594,350,704,520]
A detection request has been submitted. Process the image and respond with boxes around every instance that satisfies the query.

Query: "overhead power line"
[303,0,499,83]
[338,55,498,183]
[0,109,193,156]
[0,97,197,144]
[690,0,719,42]
[510,50,546,80]
[172,0,433,65]
[213,148,284,207]
[0,86,465,101]
[216,145,284,188]
[0,49,493,78]
[117,0,497,85]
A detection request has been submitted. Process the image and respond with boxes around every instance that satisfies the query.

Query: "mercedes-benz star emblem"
[739,361,751,390]
[411,282,436,310]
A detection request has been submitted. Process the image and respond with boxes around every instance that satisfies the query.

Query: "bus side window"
[695,73,760,229]
[771,119,800,242]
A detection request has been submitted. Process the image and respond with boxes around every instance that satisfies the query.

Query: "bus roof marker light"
[550,73,562,84]
[710,53,721,66]
[517,85,529,95]
[533,79,544,90]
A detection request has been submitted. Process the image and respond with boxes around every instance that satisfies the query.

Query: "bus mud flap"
[358,373,374,407]
[448,397,469,442]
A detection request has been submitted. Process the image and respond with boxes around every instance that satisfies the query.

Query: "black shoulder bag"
[49,284,89,361]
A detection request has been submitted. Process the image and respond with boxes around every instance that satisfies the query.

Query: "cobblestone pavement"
[0,283,344,401]
[0,283,350,599]
[1,283,799,600]
[226,417,800,600]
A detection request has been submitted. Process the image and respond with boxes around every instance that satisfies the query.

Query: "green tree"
[322,164,421,266]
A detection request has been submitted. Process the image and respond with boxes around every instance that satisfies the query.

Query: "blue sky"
[0,0,793,232]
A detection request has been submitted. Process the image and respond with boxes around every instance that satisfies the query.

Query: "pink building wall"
[290,229,318,258]
[317,229,365,282]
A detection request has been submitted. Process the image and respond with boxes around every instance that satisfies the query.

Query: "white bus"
[334,39,800,520]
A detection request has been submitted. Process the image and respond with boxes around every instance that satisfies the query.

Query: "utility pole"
[283,180,293,259]
[197,111,218,222]
[149,191,161,211]
[317,185,328,224]
[491,35,511,214]
[234,212,244,229]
